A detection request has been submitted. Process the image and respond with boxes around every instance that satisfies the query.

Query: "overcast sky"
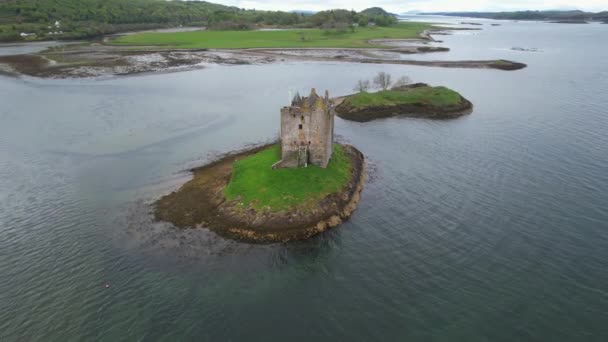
[210,0,608,13]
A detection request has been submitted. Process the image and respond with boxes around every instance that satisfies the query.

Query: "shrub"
[393,76,412,88]
[354,79,371,93]
[373,71,392,90]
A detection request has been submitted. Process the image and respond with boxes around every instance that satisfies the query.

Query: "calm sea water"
[1,18,608,341]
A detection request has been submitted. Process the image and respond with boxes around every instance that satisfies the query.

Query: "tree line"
[425,10,608,21]
[0,0,399,42]
[354,72,413,92]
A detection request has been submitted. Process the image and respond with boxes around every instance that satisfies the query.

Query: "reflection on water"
[1,20,608,341]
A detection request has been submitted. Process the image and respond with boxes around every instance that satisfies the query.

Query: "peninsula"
[0,1,527,79]
[154,89,365,242]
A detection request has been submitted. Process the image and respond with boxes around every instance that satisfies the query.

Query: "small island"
[335,78,473,122]
[154,89,365,243]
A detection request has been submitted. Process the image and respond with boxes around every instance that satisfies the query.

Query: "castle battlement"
[274,89,334,169]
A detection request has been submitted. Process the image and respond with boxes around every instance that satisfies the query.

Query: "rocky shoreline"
[0,47,276,78]
[154,144,365,243]
[0,47,527,78]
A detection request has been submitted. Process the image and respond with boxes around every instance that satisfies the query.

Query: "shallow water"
[1,20,608,341]
[0,41,73,56]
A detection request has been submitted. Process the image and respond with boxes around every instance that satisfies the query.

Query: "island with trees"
[335,72,473,122]
[152,78,473,242]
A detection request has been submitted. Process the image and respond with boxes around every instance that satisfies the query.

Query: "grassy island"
[345,86,462,108]
[154,143,365,243]
[110,22,433,49]
[335,83,473,122]
[225,144,351,211]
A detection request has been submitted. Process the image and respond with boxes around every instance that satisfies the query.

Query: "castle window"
[298,124,303,130]
[301,115,304,121]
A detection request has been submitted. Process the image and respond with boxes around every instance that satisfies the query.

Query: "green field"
[345,86,463,108]
[224,144,351,211]
[110,22,433,49]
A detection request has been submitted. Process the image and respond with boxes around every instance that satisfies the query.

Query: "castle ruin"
[274,88,334,169]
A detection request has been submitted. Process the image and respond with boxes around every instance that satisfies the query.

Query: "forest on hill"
[0,0,397,42]
[424,10,608,22]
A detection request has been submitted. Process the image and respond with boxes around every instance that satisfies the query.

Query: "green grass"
[110,22,433,49]
[224,144,352,211]
[345,86,462,108]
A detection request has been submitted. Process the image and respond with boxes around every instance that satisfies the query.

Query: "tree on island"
[373,71,392,90]
[356,73,413,93]
[354,79,371,93]
[393,76,412,88]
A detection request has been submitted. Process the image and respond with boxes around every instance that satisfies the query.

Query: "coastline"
[154,144,366,243]
[0,26,526,79]
[0,46,526,79]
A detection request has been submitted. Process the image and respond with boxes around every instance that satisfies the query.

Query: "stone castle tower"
[274,89,334,169]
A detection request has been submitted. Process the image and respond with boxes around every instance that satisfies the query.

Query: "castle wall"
[280,107,309,164]
[277,89,334,169]
[308,102,332,168]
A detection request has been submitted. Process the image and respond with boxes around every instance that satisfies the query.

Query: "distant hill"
[421,10,606,21]
[0,0,252,41]
[361,7,397,18]
[593,11,608,21]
